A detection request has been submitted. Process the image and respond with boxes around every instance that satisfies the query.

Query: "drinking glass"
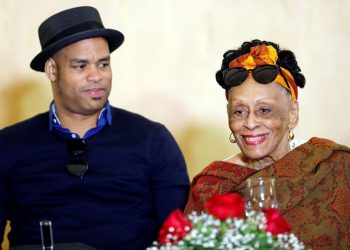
[245,177,278,213]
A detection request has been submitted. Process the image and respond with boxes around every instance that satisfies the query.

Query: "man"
[0,6,190,250]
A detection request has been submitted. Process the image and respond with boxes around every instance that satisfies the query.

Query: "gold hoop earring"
[288,130,295,141]
[229,132,236,143]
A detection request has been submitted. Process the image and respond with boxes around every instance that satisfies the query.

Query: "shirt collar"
[49,101,112,132]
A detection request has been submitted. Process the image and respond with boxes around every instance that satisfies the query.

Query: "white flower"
[147,194,305,250]
[147,210,305,250]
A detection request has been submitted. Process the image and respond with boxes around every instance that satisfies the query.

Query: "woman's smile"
[241,133,269,145]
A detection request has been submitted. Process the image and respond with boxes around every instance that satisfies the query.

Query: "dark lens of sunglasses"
[67,159,88,177]
[67,139,86,153]
[223,68,249,87]
[67,139,88,177]
[253,66,278,84]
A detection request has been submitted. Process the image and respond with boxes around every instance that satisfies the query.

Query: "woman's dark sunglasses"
[67,139,88,177]
[222,65,291,91]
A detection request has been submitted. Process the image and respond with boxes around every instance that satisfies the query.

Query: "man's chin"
[82,102,107,114]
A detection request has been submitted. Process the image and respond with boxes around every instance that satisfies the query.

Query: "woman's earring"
[288,130,295,141]
[229,132,236,143]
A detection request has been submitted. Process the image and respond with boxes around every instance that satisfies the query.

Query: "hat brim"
[30,28,124,72]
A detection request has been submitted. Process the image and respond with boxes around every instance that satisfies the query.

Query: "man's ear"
[44,57,57,82]
[289,100,299,130]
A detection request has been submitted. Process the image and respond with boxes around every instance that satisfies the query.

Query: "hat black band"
[42,21,104,49]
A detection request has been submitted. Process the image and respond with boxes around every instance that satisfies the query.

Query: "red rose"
[158,209,192,245]
[263,208,292,235]
[204,193,245,220]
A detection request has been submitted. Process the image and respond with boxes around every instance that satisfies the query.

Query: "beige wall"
[1,0,350,179]
[1,0,350,248]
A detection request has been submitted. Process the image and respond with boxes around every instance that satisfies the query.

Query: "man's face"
[48,37,112,117]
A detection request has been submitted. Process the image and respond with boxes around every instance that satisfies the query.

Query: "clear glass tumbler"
[245,177,278,213]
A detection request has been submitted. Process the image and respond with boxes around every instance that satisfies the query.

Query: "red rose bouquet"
[147,193,304,250]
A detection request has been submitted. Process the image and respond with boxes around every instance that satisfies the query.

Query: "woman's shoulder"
[290,137,350,172]
[199,159,242,173]
[192,158,256,182]
[298,137,350,153]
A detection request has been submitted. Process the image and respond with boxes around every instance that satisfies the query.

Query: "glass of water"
[245,177,278,213]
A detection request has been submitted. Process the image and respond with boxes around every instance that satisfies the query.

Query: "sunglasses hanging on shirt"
[66,139,88,177]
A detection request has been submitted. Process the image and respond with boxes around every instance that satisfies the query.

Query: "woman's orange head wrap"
[228,45,298,100]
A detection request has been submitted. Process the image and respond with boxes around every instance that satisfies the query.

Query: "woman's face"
[227,77,299,162]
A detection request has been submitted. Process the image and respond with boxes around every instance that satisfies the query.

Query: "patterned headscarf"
[228,45,298,100]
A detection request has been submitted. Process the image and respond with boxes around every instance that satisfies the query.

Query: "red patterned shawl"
[184,137,350,249]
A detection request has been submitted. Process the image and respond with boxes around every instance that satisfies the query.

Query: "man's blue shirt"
[49,101,112,139]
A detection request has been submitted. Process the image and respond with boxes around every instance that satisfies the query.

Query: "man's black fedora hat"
[30,6,124,72]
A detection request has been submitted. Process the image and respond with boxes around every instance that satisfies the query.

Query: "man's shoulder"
[0,112,49,139]
[110,106,163,129]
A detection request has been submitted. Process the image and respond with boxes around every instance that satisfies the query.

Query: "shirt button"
[53,119,57,123]
[71,134,77,139]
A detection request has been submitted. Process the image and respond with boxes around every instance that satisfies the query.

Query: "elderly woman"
[184,40,350,249]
